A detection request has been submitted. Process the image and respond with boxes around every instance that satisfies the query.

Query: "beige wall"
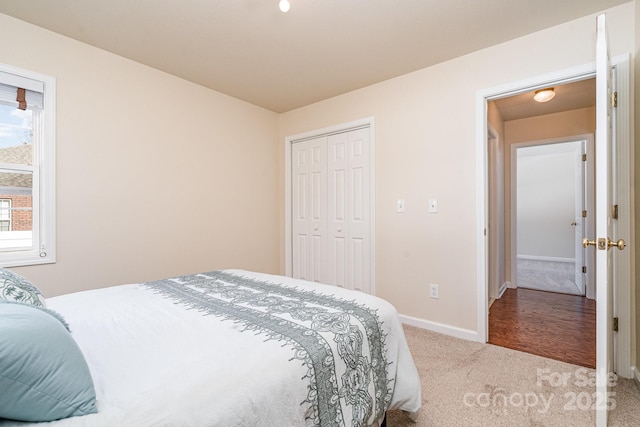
[278,3,634,332]
[1,14,281,297]
[504,107,596,144]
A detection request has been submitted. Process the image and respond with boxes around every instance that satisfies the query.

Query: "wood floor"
[488,288,596,368]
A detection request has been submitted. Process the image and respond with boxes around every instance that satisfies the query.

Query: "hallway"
[488,288,596,368]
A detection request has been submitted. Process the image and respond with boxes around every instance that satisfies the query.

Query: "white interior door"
[592,13,623,427]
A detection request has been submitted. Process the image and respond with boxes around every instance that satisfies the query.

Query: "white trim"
[475,55,632,378]
[498,282,508,298]
[399,314,478,342]
[516,255,575,263]
[475,86,489,342]
[284,117,376,293]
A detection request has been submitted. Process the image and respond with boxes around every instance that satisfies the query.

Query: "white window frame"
[0,198,11,231]
[0,63,56,267]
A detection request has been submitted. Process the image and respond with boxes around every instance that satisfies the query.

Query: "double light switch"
[396,199,438,213]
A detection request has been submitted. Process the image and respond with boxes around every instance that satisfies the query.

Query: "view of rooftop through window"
[0,103,33,250]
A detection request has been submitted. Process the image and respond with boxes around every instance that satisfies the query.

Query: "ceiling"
[493,78,596,122]
[0,0,627,113]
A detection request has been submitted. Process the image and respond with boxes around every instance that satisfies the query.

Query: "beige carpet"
[386,325,640,426]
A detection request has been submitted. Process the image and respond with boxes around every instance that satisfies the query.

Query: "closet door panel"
[346,128,371,294]
[328,132,348,287]
[292,137,327,283]
[292,143,309,280]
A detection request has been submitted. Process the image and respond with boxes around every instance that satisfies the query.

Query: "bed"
[0,269,421,426]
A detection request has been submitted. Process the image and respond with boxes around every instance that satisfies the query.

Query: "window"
[0,64,55,267]
[0,199,10,231]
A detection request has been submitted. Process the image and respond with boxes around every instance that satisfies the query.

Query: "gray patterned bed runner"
[143,271,391,427]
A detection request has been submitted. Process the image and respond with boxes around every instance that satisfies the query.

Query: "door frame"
[284,117,376,292]
[509,136,594,298]
[475,57,632,377]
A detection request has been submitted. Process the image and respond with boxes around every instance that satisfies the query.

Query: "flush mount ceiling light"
[533,88,556,103]
[279,0,290,12]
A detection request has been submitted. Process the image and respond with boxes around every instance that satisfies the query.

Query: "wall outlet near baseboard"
[429,284,439,299]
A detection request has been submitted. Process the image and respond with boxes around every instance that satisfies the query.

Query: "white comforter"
[2,270,421,426]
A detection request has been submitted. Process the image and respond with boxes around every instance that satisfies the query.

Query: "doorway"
[478,56,632,379]
[486,78,597,367]
[477,50,632,427]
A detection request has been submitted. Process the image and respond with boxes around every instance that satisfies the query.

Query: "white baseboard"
[517,255,575,263]
[399,314,478,342]
[498,282,508,298]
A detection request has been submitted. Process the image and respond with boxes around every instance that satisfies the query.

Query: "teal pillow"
[0,302,97,422]
[0,268,47,307]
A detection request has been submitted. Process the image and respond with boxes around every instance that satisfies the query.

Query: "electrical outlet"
[429,284,439,299]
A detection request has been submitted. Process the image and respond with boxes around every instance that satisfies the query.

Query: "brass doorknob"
[582,237,626,250]
[608,239,626,250]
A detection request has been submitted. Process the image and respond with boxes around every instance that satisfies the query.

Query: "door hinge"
[613,317,619,332]
[611,91,618,108]
[582,154,587,161]
[582,210,587,218]
[612,204,618,220]
[582,266,587,274]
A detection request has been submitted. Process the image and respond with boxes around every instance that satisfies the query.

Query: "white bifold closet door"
[292,127,372,294]
[292,136,328,284]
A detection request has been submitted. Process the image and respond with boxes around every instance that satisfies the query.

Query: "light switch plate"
[396,199,405,213]
[429,284,439,299]
[428,199,438,213]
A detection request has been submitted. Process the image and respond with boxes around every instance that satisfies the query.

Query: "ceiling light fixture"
[533,88,556,103]
[279,0,290,12]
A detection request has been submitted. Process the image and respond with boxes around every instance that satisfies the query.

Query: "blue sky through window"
[0,104,32,149]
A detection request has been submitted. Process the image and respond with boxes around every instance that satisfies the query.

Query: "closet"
[291,126,372,294]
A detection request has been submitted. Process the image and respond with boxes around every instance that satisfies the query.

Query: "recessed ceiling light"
[279,0,290,12]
